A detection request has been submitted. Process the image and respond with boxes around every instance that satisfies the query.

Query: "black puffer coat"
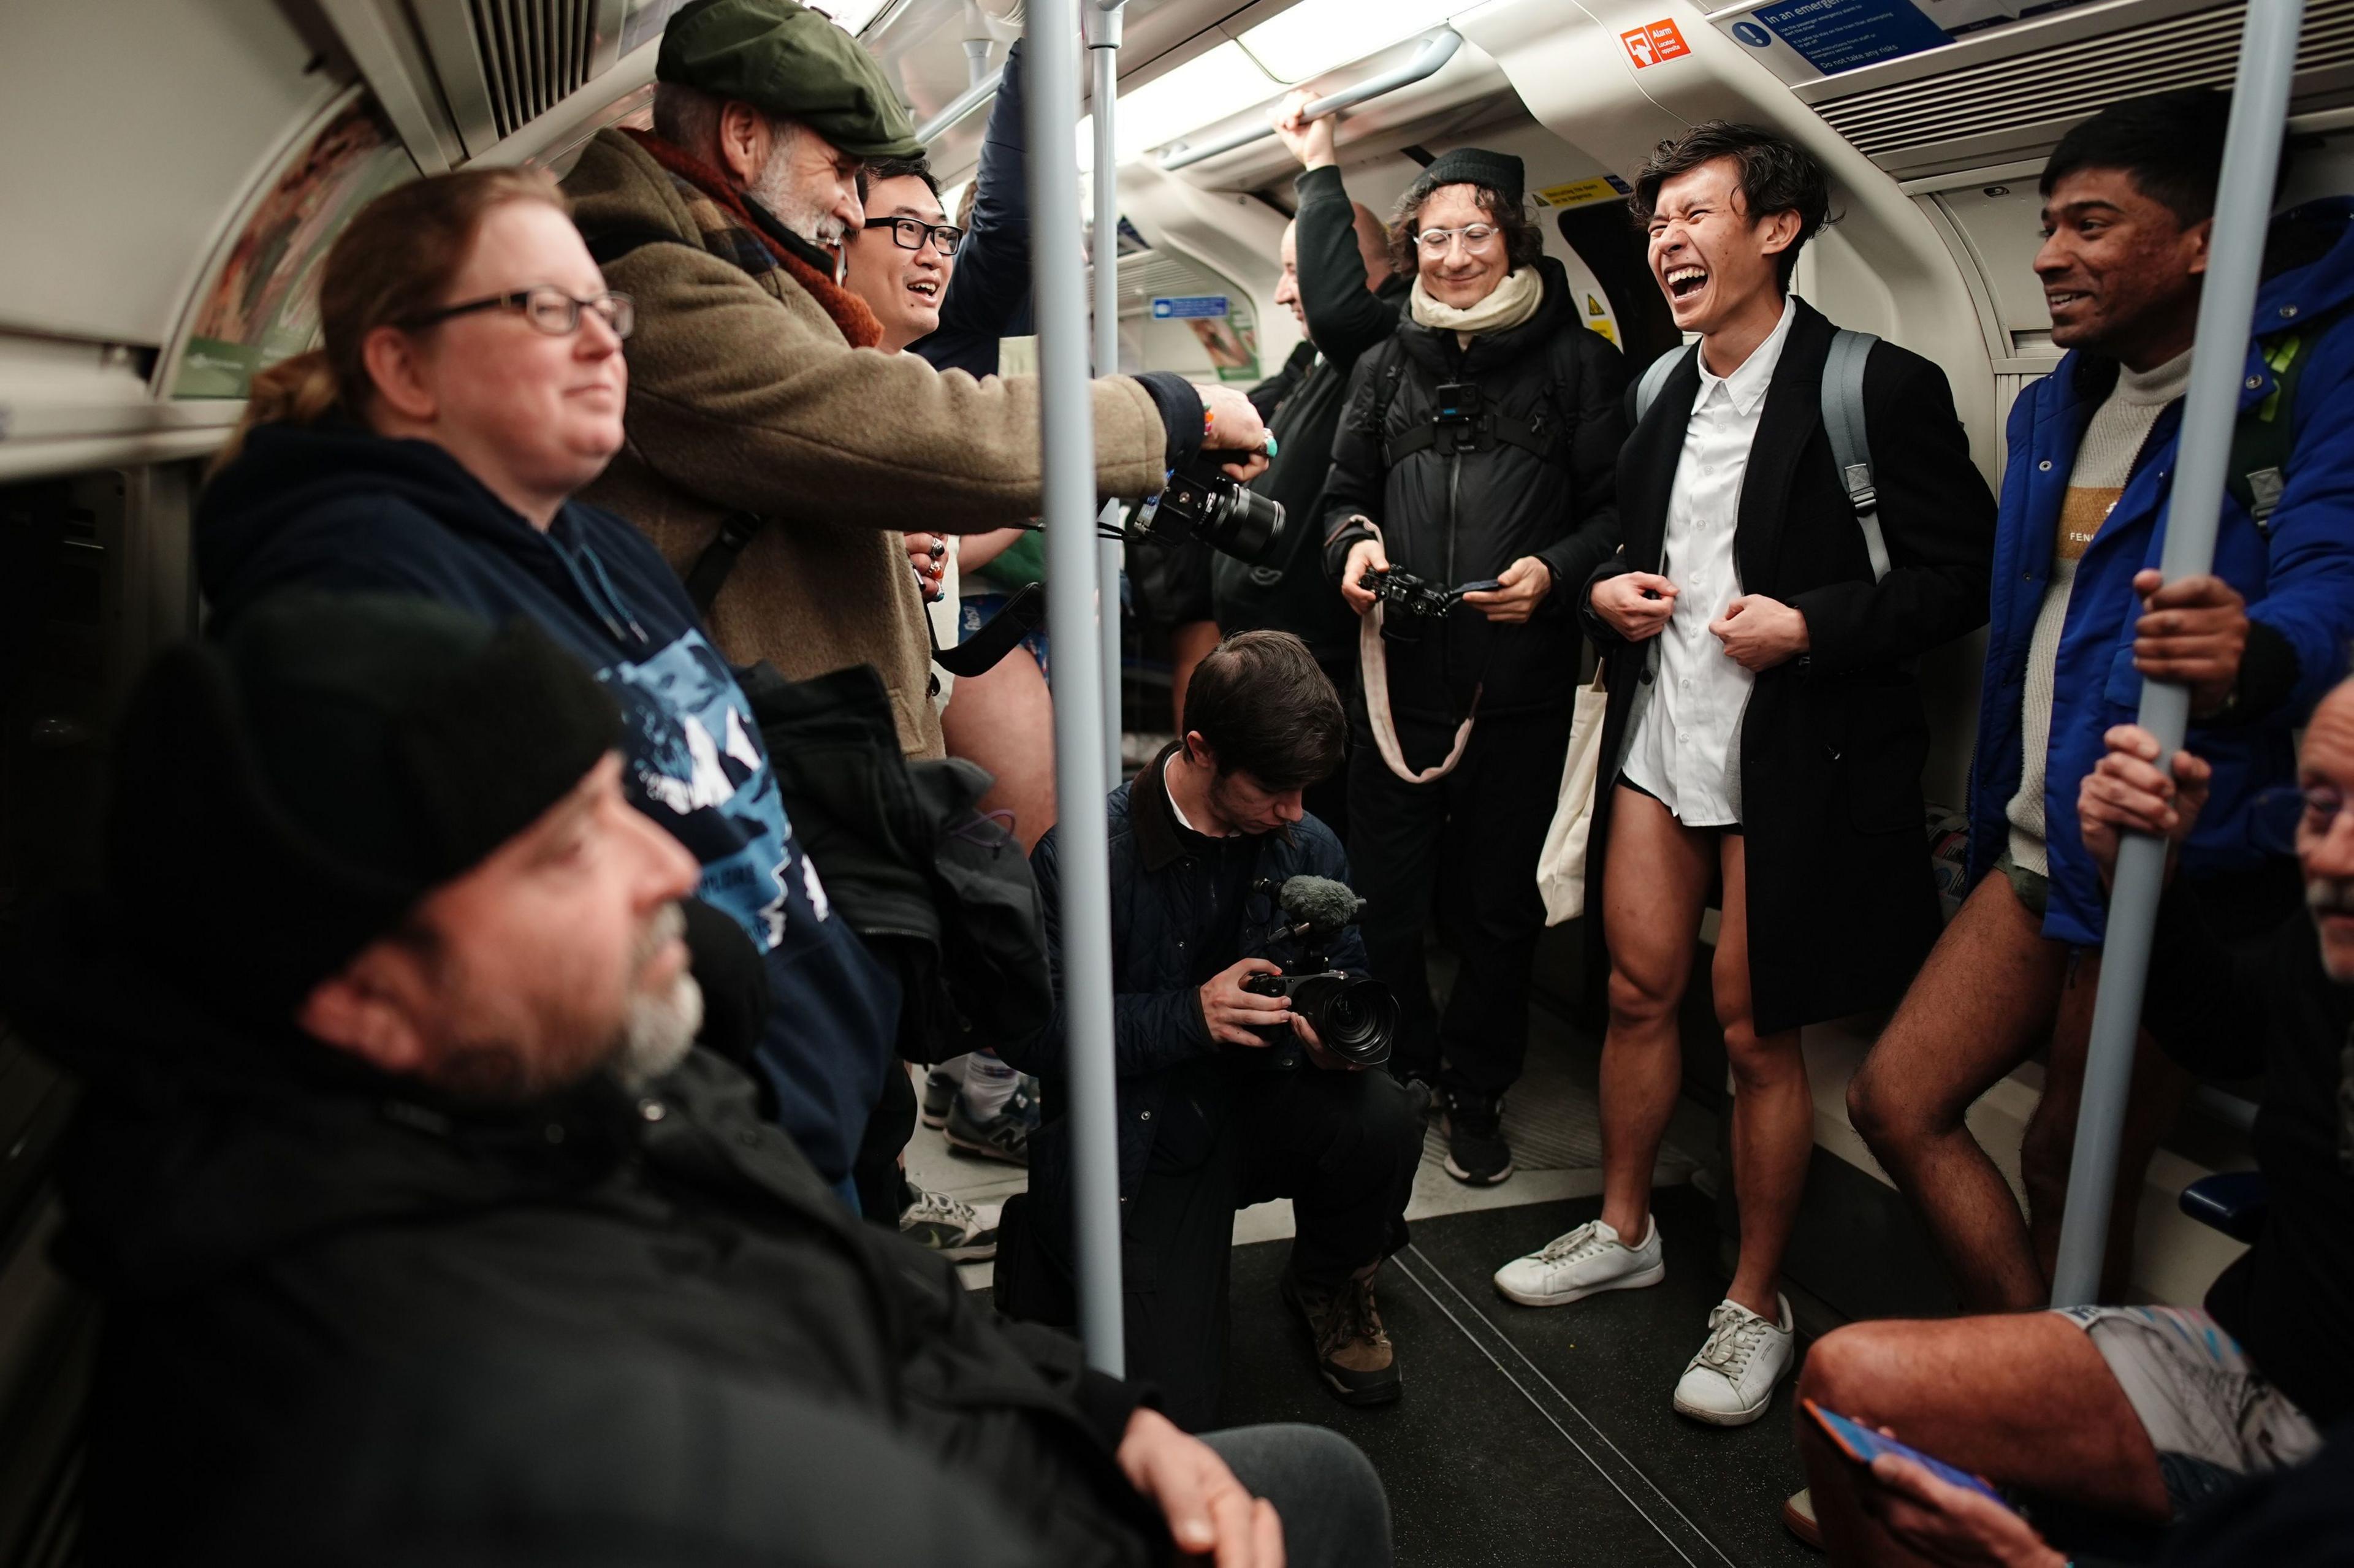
[1321,257,1628,726]
[4,899,1163,1567]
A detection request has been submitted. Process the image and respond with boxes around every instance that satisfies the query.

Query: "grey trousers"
[1201,1423,1393,1568]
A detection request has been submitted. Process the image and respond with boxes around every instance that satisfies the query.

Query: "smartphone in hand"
[1804,1400,2013,1510]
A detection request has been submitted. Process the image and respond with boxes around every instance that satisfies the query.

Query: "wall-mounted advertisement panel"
[172,100,417,399]
[1712,0,2102,83]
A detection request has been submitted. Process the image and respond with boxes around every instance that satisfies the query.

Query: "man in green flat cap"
[565,0,1270,763]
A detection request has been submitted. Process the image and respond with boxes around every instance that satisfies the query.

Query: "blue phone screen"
[1805,1401,2013,1510]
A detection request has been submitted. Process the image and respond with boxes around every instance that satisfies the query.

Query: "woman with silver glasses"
[193,168,900,1214]
[1320,149,1628,1187]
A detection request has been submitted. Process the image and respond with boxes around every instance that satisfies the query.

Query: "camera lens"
[1292,974,1395,1067]
[1197,484,1286,566]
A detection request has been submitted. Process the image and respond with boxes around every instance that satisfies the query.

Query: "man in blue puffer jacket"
[1008,633,1425,1431]
[1851,89,2354,1314]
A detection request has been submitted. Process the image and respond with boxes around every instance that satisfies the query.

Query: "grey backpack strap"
[1631,346,1686,425]
[1821,328,1891,584]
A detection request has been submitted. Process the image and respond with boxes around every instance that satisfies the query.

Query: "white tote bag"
[1536,668,1610,926]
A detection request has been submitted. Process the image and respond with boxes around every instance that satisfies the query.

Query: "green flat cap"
[658,0,924,161]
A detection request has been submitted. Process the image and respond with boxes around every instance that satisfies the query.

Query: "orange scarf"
[624,129,883,351]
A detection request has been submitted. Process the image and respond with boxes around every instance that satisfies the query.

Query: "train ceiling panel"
[0,0,333,348]
[1782,0,2354,177]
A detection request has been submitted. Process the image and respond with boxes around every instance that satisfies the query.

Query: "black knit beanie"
[1411,147,1526,210]
[107,593,623,1022]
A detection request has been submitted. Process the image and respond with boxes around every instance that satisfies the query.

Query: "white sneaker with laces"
[1672,1293,1794,1426]
[1491,1217,1666,1307]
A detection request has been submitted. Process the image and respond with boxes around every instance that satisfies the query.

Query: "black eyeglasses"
[864,216,964,256]
[403,286,634,339]
[2251,784,2354,853]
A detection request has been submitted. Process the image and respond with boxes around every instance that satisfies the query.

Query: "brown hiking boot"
[1281,1261,1402,1406]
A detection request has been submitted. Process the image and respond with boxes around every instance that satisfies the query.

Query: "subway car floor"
[907,980,1819,1568]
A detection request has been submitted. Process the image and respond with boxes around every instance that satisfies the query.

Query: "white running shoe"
[1491,1217,1666,1307]
[1672,1294,1794,1426]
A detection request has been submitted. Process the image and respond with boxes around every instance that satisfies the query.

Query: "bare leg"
[1169,620,1223,735]
[2023,950,2189,1301]
[940,647,1057,852]
[1715,836,1810,1319]
[1596,786,1717,1243]
[1799,1314,2168,1567]
[1846,874,2069,1312]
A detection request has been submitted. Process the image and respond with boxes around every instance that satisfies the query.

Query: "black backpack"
[736,661,1053,1064]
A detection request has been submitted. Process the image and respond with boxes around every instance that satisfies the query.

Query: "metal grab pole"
[1027,0,1127,1373]
[1088,1,1128,784]
[2049,0,2305,1308]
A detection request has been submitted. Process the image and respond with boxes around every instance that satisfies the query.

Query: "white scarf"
[1409,264,1543,346]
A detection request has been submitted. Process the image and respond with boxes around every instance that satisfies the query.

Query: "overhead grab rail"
[915,65,1006,145]
[2048,0,2304,1308]
[1157,26,1463,171]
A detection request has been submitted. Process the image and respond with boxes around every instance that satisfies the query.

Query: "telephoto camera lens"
[1288,973,1397,1067]
[1145,461,1288,566]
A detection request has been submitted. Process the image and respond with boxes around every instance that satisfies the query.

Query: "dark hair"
[858,154,939,204]
[2041,89,2238,227]
[1631,123,1831,291]
[1181,631,1344,790]
[1387,179,1544,277]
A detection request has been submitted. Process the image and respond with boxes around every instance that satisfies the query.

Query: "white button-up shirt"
[1621,295,1797,828]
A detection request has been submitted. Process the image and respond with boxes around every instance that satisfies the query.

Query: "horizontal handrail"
[915,64,1006,145]
[1157,26,1463,171]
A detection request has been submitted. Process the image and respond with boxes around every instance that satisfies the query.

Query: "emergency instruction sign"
[1151,295,1229,320]
[1620,19,1691,67]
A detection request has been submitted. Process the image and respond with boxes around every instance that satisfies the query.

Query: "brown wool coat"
[563,129,1170,756]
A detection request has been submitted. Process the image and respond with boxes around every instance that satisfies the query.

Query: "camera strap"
[1357,523,1479,785]
[928,580,1046,678]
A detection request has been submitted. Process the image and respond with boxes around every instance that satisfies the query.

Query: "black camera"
[1240,875,1397,1067]
[1136,457,1287,566]
[1241,970,1398,1067]
[1356,566,1504,641]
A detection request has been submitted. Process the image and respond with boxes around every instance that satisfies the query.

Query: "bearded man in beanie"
[2,593,1393,1568]
[563,0,1271,759]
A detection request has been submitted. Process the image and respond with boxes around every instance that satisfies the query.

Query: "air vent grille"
[1818,0,2354,166]
[470,0,599,141]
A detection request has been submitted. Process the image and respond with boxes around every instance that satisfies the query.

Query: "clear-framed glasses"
[1414,223,1500,254]
[403,286,634,339]
[2250,783,2354,854]
[866,215,965,256]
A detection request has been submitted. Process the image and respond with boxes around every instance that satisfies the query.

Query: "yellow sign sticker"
[1536,177,1629,210]
[1586,319,1618,345]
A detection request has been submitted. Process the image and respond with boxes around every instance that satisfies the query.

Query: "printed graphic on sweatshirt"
[2055,485,2123,563]
[599,629,804,951]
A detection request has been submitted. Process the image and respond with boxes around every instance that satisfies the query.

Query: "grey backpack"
[1632,329,1892,583]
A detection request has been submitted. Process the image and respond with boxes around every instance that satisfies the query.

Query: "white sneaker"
[1671,1294,1794,1426]
[1491,1217,1666,1307]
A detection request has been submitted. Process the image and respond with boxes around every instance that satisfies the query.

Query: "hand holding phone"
[1805,1401,2011,1509]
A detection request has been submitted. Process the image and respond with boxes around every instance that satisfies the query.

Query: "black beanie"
[107,593,624,1022]
[1411,148,1526,210]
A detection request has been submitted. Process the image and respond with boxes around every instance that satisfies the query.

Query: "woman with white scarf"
[1320,149,1628,1188]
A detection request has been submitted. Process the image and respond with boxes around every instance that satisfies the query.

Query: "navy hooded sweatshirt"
[196,421,897,1192]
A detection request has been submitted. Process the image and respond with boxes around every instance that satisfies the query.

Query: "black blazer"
[1579,298,1995,1033]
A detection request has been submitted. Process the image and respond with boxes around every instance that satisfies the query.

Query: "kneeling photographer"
[1320,148,1627,1189]
[1008,632,1425,1430]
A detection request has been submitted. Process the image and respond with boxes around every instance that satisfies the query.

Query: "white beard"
[747,138,847,253]
[612,969,704,1089]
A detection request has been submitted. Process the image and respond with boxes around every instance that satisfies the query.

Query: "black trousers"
[1114,1060,1422,1432]
[1347,704,1575,1100]
[1300,655,1356,845]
